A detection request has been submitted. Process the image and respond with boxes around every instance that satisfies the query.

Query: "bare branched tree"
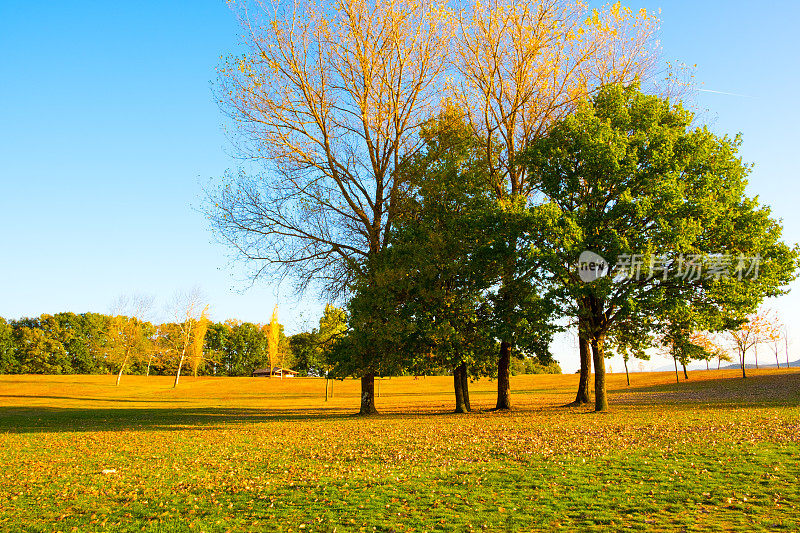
[208,0,453,414]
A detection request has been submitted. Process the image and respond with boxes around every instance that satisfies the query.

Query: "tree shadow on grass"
[0,406,360,434]
[608,371,800,407]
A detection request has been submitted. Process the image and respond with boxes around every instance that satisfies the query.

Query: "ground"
[0,369,798,532]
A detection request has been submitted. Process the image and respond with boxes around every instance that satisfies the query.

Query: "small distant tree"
[104,295,154,386]
[690,332,727,371]
[167,290,210,388]
[318,304,347,400]
[267,305,280,376]
[607,317,652,386]
[728,309,782,378]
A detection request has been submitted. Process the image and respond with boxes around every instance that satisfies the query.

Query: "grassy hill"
[1,370,798,531]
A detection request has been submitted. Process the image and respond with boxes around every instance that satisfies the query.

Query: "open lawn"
[1,370,799,532]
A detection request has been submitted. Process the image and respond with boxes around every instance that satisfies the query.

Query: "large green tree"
[523,83,799,411]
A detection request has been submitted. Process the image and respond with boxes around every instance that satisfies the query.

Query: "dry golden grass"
[0,368,796,414]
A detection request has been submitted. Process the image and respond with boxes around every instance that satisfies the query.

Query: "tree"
[13,325,68,374]
[102,296,155,385]
[728,309,782,378]
[266,305,280,376]
[772,325,786,369]
[0,318,15,374]
[209,0,454,415]
[166,290,210,388]
[452,0,659,409]
[523,83,799,411]
[363,108,501,413]
[316,304,347,400]
[607,316,652,386]
[288,331,319,377]
[690,332,727,371]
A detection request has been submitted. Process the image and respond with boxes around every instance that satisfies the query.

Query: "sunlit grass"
[1,370,798,531]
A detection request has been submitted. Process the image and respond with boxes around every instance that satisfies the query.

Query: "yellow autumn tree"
[190,308,211,377]
[104,294,154,386]
[728,309,782,378]
[689,332,728,371]
[267,305,280,377]
[211,0,453,414]
[168,289,210,388]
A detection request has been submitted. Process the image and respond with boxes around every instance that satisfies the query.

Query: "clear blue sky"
[1,1,798,372]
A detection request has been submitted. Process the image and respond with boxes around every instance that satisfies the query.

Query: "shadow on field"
[610,371,800,407]
[0,395,188,403]
[0,406,358,434]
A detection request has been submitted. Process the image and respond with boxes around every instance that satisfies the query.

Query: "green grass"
[0,370,798,532]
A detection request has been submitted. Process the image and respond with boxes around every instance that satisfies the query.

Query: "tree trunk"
[682,363,689,380]
[495,340,512,410]
[116,352,129,386]
[116,357,128,386]
[623,356,630,386]
[574,333,592,404]
[454,365,467,413]
[786,336,790,368]
[174,350,186,388]
[591,336,608,412]
[775,348,780,369]
[740,351,747,379]
[359,372,378,415]
[460,362,471,411]
[706,359,709,371]
[325,378,329,402]
[673,356,680,384]
[754,343,758,369]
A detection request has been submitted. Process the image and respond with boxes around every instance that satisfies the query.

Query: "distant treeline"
[0,312,291,377]
[0,309,560,378]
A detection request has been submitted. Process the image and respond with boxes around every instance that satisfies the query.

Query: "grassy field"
[0,370,798,532]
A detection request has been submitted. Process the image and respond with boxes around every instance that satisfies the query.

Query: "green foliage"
[13,325,69,374]
[0,318,16,374]
[522,82,799,405]
[510,357,562,375]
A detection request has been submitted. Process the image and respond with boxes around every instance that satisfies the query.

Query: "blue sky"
[1,1,798,372]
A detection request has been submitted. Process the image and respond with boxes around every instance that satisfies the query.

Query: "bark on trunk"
[454,365,467,413]
[740,352,747,378]
[495,341,512,410]
[574,333,592,404]
[623,357,630,386]
[754,344,758,369]
[174,349,186,388]
[682,363,689,380]
[116,353,129,387]
[460,362,471,412]
[359,372,378,415]
[591,336,608,412]
[674,356,680,384]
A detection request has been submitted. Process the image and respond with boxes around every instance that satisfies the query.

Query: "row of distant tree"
[0,300,565,382]
[0,311,270,380]
[0,303,291,382]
